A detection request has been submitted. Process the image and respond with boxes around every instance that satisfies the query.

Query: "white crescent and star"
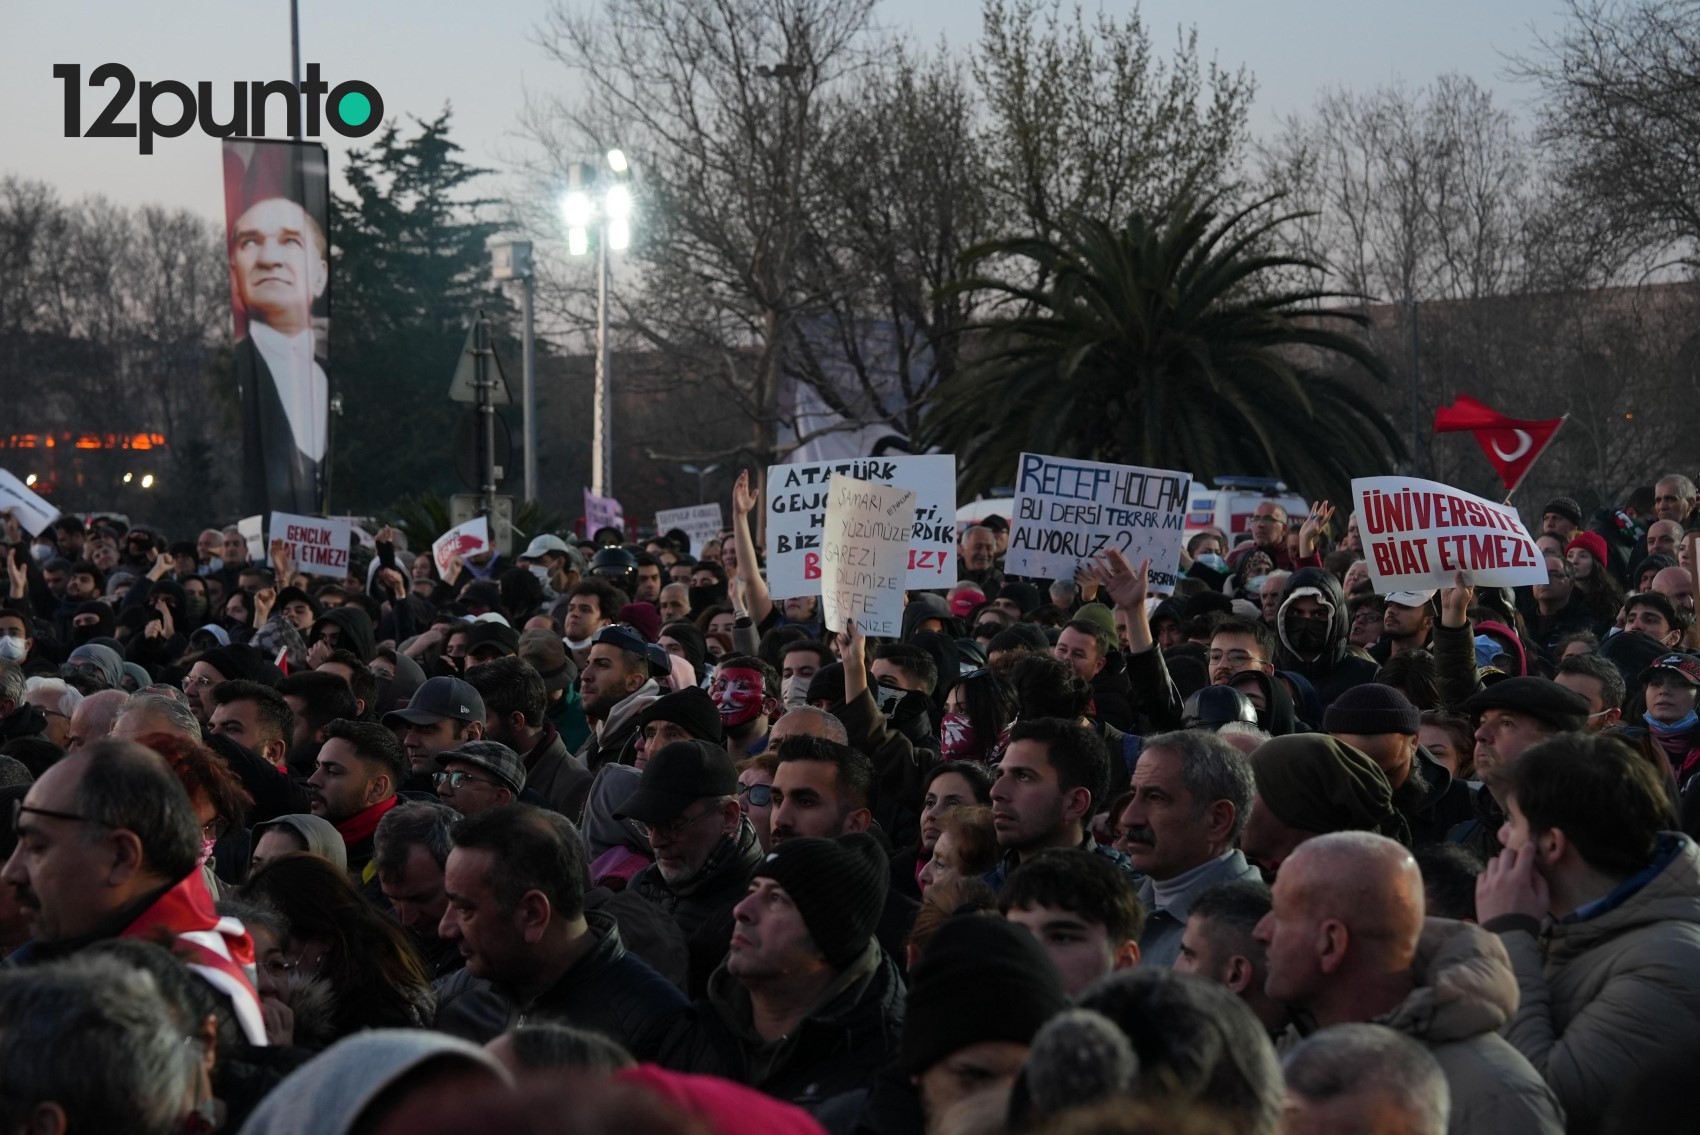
[1491,429,1532,462]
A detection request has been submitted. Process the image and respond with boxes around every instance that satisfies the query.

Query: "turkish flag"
[1433,395,1565,494]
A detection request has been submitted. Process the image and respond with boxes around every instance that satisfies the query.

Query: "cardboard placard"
[0,470,59,536]
[765,455,956,596]
[237,516,265,563]
[433,516,491,576]
[655,503,724,555]
[268,513,351,577]
[820,476,916,636]
[1354,476,1548,590]
[1005,453,1190,593]
[584,489,624,536]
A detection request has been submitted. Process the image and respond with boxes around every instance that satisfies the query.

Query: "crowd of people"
[3,469,1700,1134]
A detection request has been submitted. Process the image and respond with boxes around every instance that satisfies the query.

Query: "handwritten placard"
[1006,453,1190,593]
[766,455,955,596]
[268,512,351,577]
[1354,476,1548,590]
[821,475,916,636]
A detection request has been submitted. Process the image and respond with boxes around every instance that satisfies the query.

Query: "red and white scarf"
[120,870,267,1046]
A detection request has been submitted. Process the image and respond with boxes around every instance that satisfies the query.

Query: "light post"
[562,150,633,499]
[681,463,720,504]
[488,236,537,502]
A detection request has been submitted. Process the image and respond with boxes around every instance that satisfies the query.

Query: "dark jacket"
[1274,567,1378,709]
[1087,653,1137,733]
[522,722,594,822]
[1234,669,1300,735]
[1397,747,1476,848]
[1448,783,1503,863]
[836,686,939,853]
[311,606,375,663]
[431,909,688,1062]
[665,941,906,1113]
[1430,620,1486,711]
[1525,594,1599,658]
[236,335,322,516]
[1122,644,1184,734]
[630,817,764,998]
[0,701,46,744]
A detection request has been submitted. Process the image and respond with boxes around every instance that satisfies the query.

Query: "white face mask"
[529,565,551,587]
[781,674,810,709]
[0,636,26,662]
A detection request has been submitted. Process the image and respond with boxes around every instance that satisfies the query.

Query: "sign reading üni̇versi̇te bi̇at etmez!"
[820,475,916,637]
[765,455,956,596]
[1353,476,1548,591]
[1005,453,1191,594]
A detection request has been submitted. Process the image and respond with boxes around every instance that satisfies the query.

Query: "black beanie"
[804,662,846,707]
[637,686,725,744]
[1322,683,1420,735]
[200,644,285,687]
[752,833,888,969]
[900,914,1069,1074]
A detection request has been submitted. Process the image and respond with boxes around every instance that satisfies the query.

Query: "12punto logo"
[52,63,383,154]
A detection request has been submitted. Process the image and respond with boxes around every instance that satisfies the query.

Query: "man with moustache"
[228,151,331,514]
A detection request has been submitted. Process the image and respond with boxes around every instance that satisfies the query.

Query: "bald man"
[66,689,129,751]
[766,706,849,748]
[1255,833,1561,1135]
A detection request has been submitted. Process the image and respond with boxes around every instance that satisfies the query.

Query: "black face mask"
[183,595,209,626]
[878,686,934,744]
[1286,621,1330,654]
[71,623,102,646]
[689,583,728,612]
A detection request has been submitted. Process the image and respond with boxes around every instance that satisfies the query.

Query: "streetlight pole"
[593,224,611,498]
[488,237,538,502]
[564,151,632,502]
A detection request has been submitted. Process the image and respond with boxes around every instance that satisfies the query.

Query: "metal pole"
[592,226,611,498]
[289,0,302,141]
[475,314,496,524]
[1408,298,1423,478]
[522,273,538,503]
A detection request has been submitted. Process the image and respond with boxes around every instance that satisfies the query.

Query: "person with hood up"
[1257,831,1564,1135]
[618,739,764,998]
[1239,734,1409,874]
[1324,683,1473,847]
[1228,669,1301,736]
[308,604,376,666]
[1272,567,1377,710]
[65,639,124,689]
[1477,730,1700,1135]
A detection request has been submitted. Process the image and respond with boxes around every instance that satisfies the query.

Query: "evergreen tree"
[329,110,519,510]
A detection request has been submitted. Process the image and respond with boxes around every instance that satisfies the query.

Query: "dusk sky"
[2,0,1561,221]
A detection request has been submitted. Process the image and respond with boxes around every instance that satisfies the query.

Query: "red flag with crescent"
[1433,395,1565,494]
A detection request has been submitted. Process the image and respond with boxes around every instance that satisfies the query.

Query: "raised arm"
[731,469,775,627]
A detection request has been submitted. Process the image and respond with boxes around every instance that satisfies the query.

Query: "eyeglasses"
[434,770,500,790]
[181,674,215,691]
[200,818,228,841]
[1250,514,1283,525]
[1207,649,1261,667]
[258,954,297,981]
[38,709,67,721]
[738,783,773,807]
[634,806,721,842]
[11,799,112,834]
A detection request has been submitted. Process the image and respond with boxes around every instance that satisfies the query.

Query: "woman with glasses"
[734,751,778,852]
[142,732,254,900]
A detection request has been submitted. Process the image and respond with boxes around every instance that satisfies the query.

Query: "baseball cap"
[614,739,738,824]
[1641,653,1700,688]
[463,621,520,658]
[384,675,487,728]
[592,623,651,658]
[1384,590,1436,609]
[521,534,571,560]
[436,740,527,795]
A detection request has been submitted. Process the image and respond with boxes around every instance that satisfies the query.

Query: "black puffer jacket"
[663,941,907,1113]
[431,909,688,1062]
[1275,567,1378,709]
[630,817,764,998]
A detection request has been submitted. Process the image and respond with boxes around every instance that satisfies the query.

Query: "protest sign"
[765,455,956,597]
[1005,453,1190,593]
[655,503,724,555]
[1353,476,1549,591]
[433,516,490,576]
[0,470,58,536]
[583,489,624,536]
[238,516,265,563]
[268,513,351,578]
[820,476,916,637]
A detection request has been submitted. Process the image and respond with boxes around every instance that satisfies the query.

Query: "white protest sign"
[0,470,58,536]
[433,516,490,576]
[655,503,724,555]
[237,516,265,563]
[821,476,916,636]
[583,489,624,536]
[1354,476,1548,590]
[268,513,351,578]
[1005,453,1191,593]
[765,455,956,597]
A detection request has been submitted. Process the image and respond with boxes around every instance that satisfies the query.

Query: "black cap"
[752,833,889,969]
[463,621,520,658]
[979,514,1009,533]
[591,623,651,658]
[614,739,738,823]
[384,675,487,727]
[1462,676,1589,733]
[1542,497,1584,527]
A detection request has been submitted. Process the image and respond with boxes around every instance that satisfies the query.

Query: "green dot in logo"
[338,91,372,127]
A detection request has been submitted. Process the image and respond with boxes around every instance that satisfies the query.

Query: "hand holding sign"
[1089,548,1148,611]
[1440,571,1474,629]
[820,476,916,637]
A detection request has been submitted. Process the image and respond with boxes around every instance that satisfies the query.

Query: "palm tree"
[922,197,1405,505]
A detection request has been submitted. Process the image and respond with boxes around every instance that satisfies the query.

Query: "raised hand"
[732,469,758,517]
[1089,549,1149,611]
[1298,500,1336,558]
[1440,570,1474,629]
